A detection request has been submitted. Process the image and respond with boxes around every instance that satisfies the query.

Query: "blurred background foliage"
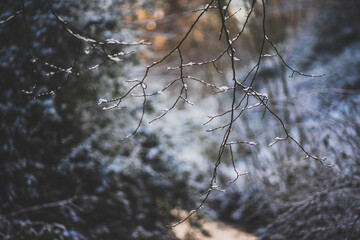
[1,0,360,239]
[0,0,196,239]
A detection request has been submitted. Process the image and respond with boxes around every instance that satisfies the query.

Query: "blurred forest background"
[0,0,359,239]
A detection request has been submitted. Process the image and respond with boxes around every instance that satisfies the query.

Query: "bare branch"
[2,197,76,218]
[0,9,23,25]
[266,36,325,78]
[45,0,150,47]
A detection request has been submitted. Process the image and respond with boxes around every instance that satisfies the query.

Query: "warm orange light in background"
[137,51,148,60]
[146,20,157,30]
[135,8,147,21]
[153,34,167,49]
[154,9,165,19]
[193,29,204,42]
[171,209,258,240]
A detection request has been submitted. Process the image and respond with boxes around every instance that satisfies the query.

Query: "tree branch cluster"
[4,0,331,226]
